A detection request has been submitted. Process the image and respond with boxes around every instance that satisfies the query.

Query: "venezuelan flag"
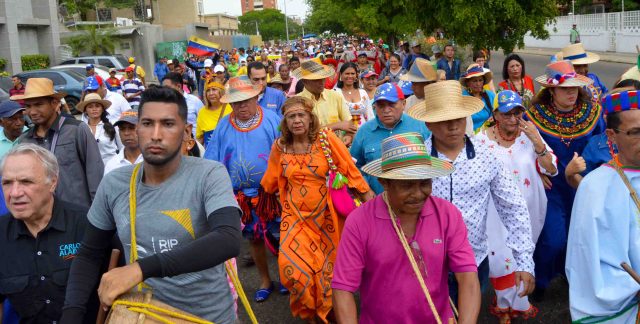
[187,36,219,56]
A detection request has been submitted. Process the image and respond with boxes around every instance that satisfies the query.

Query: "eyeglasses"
[614,127,640,138]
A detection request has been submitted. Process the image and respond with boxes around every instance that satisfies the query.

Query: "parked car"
[15,69,85,114]
[0,76,13,93]
[51,64,115,80]
[0,87,8,103]
[59,54,129,72]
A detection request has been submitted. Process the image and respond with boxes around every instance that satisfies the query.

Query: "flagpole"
[284,0,290,44]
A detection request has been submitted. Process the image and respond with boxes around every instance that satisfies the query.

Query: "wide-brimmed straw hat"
[361,132,454,180]
[407,80,484,123]
[9,78,66,101]
[291,60,334,80]
[535,60,593,88]
[76,93,112,113]
[556,43,600,65]
[460,64,493,88]
[400,58,438,82]
[220,77,261,103]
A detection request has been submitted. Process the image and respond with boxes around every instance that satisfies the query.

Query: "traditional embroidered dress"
[260,129,370,322]
[477,131,557,318]
[497,76,536,108]
[335,88,374,127]
[204,107,281,246]
[524,100,605,289]
[566,163,640,323]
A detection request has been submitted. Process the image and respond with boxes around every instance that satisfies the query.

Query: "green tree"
[69,26,116,55]
[64,36,87,56]
[305,0,558,52]
[238,9,302,41]
[62,0,137,19]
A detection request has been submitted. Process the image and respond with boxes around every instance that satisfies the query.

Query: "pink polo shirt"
[332,195,477,323]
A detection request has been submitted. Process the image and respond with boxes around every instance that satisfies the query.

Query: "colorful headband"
[602,90,639,115]
[283,104,313,117]
[547,72,576,86]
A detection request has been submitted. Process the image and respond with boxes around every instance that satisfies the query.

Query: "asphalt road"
[234,53,635,324]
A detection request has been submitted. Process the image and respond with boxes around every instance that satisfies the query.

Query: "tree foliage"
[62,0,137,19]
[239,9,303,41]
[63,26,116,55]
[305,0,559,52]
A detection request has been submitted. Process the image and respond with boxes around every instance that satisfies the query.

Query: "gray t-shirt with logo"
[88,156,239,323]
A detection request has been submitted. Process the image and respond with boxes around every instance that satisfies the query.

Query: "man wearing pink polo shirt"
[332,132,480,324]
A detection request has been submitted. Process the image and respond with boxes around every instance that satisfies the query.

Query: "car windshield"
[0,77,12,92]
[64,70,86,82]
[115,54,129,67]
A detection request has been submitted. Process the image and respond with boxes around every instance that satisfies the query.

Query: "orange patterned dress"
[261,129,370,322]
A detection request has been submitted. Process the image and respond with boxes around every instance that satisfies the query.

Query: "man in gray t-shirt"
[62,86,242,324]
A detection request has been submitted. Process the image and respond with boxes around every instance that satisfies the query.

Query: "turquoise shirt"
[462,89,495,131]
[0,127,26,158]
[350,114,431,194]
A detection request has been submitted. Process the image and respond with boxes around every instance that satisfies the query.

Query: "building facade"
[0,0,61,74]
[241,0,278,14]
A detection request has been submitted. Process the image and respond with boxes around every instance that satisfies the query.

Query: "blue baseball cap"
[84,76,101,91]
[373,82,405,104]
[86,64,94,70]
[494,90,525,113]
[360,70,378,79]
[398,80,413,97]
[0,100,25,118]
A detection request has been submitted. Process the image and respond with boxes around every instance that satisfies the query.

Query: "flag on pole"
[187,36,219,56]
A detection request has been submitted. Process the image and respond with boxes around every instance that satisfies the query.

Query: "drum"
[105,291,211,324]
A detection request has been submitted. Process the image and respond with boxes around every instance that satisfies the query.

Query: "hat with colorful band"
[494,90,525,113]
[556,43,600,65]
[220,77,261,103]
[361,132,455,180]
[535,60,593,88]
[602,90,639,115]
[460,64,492,87]
[400,58,438,82]
[373,82,405,104]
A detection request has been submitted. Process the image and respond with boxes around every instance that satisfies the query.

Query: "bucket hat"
[407,80,484,123]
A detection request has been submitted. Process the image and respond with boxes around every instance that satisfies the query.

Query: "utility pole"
[255,21,259,35]
[284,0,290,44]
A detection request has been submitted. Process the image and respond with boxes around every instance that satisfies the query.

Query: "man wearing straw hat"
[62,86,242,323]
[556,43,608,100]
[333,132,481,323]
[204,77,285,303]
[294,60,356,144]
[566,90,640,323]
[407,81,535,300]
[400,58,438,111]
[13,78,104,208]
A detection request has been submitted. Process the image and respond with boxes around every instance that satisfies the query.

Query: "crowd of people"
[0,33,640,324]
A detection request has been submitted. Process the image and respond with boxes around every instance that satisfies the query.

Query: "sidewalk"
[514,46,637,64]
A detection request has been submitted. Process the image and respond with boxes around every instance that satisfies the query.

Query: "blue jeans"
[448,257,489,306]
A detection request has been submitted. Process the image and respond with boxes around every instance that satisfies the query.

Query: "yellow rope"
[225,261,259,324]
[112,300,214,324]
[383,192,443,324]
[129,163,142,292]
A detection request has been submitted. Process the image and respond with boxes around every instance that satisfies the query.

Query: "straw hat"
[9,78,66,101]
[460,64,493,88]
[556,43,600,65]
[407,81,484,123]
[361,132,454,180]
[268,74,286,84]
[220,77,261,103]
[400,58,438,82]
[535,60,593,88]
[76,93,112,113]
[291,60,335,80]
[621,65,640,82]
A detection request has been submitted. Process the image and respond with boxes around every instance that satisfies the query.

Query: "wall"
[153,0,198,29]
[18,27,39,54]
[524,10,640,53]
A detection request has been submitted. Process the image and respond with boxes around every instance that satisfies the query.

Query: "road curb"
[513,48,636,65]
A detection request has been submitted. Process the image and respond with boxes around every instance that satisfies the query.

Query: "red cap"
[125,66,134,72]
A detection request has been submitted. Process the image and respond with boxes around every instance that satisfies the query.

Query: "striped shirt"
[122,78,145,106]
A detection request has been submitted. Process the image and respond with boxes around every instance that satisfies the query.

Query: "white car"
[51,64,123,81]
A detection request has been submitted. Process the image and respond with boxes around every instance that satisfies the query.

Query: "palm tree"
[64,36,86,56]
[77,26,116,55]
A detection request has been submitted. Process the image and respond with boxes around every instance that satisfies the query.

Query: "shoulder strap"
[613,163,640,212]
[129,163,143,291]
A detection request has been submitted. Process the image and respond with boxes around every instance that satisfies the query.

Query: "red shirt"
[9,85,25,106]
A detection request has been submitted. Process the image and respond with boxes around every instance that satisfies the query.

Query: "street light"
[283,0,290,44]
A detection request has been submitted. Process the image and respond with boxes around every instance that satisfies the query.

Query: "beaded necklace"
[234,111,260,129]
[493,124,518,147]
[549,102,578,147]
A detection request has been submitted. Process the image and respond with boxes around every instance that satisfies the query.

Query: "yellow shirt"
[196,104,232,139]
[129,64,146,78]
[298,88,351,126]
[237,66,248,76]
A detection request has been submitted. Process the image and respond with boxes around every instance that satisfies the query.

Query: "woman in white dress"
[477,90,558,324]
[78,93,122,165]
[334,62,374,128]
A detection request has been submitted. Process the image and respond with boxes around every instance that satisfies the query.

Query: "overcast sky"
[204,0,309,20]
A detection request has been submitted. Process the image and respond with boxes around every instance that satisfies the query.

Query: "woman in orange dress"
[260,96,373,323]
